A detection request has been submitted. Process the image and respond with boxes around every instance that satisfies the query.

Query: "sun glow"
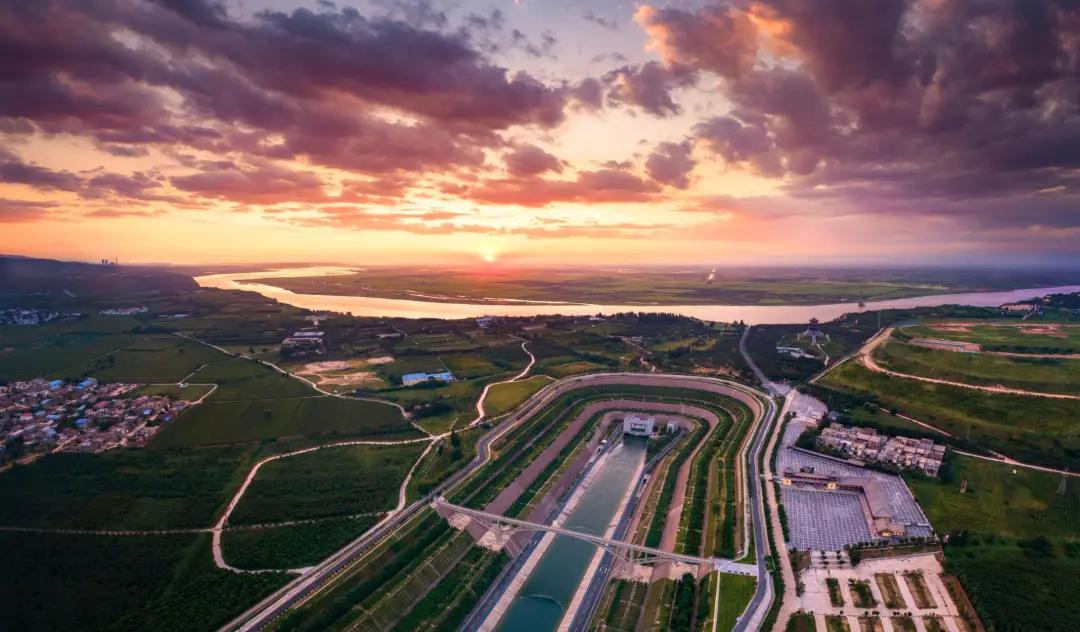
[481,246,498,263]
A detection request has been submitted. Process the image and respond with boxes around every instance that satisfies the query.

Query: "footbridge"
[432,498,757,576]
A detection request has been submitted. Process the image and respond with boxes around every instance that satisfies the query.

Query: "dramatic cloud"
[630,0,1080,224]
[635,4,758,78]
[468,169,661,207]
[0,0,569,180]
[646,142,696,189]
[603,62,697,117]
[503,144,564,177]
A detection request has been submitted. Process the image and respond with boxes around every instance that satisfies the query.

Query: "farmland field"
[0,531,288,632]
[0,445,256,529]
[222,515,381,569]
[227,442,425,524]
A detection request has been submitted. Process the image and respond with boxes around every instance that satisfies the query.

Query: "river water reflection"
[195,267,1080,325]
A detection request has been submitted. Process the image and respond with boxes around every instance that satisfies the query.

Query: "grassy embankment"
[874,337,1080,395]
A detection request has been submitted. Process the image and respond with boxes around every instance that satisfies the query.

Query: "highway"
[220,372,776,632]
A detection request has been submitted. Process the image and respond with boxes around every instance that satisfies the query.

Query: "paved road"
[220,372,775,632]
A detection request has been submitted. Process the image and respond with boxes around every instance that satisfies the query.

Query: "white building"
[623,414,654,436]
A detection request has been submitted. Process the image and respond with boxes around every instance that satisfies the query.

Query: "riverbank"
[195,269,1080,324]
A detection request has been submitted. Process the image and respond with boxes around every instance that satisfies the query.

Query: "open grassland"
[483,374,551,417]
[228,442,425,524]
[911,453,1080,632]
[875,339,1080,395]
[900,322,1080,354]
[819,361,1080,467]
[0,531,288,632]
[908,453,1079,541]
[0,445,256,529]
[222,514,381,570]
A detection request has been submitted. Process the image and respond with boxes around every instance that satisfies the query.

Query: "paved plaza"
[782,487,872,550]
[779,412,934,551]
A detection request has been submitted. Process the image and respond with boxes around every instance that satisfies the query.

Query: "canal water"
[194,267,1080,325]
[494,437,647,632]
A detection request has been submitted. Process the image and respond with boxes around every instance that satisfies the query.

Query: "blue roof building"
[48,379,64,390]
[401,371,456,387]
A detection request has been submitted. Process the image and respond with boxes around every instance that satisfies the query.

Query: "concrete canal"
[494,437,647,632]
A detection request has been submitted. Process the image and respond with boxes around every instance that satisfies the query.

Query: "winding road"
[220,371,778,632]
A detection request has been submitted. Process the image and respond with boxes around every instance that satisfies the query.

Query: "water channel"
[494,437,647,632]
[194,267,1080,324]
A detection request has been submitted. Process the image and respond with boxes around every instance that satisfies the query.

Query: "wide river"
[494,437,647,632]
[195,267,1080,325]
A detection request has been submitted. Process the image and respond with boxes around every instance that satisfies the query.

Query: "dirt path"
[210,436,432,574]
[466,339,536,427]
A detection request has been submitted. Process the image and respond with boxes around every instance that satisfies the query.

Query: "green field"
[228,442,425,524]
[908,453,1079,541]
[482,375,551,417]
[900,322,1080,354]
[910,453,1080,632]
[714,573,757,631]
[222,515,381,570]
[875,339,1080,395]
[0,446,256,529]
[819,361,1080,467]
[0,332,222,383]
[944,543,1080,632]
[152,393,416,448]
[0,531,288,632]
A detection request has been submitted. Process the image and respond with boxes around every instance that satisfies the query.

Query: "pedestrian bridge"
[432,498,757,576]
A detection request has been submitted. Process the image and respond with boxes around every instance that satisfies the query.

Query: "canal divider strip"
[473,438,626,632]
[557,446,648,632]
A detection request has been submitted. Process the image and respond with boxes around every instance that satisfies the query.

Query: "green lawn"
[228,442,425,524]
[875,339,1080,395]
[819,361,1080,468]
[483,375,551,417]
[714,573,756,631]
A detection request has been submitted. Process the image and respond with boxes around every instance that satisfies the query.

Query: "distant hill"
[0,255,197,296]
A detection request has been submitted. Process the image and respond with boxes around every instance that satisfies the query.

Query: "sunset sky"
[1,0,1078,267]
